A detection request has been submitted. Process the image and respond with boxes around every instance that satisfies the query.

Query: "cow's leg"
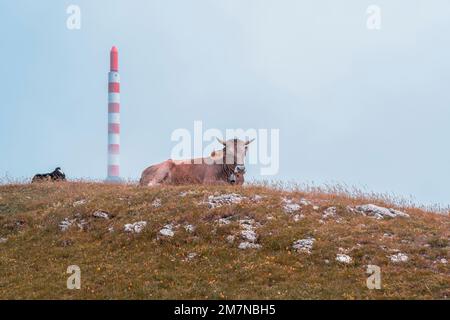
[149,162,172,186]
[139,161,173,186]
[140,166,160,186]
[145,171,167,186]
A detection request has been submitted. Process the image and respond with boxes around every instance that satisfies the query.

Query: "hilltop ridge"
[0,182,448,299]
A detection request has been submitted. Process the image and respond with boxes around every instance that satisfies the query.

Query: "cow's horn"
[245,138,255,145]
[216,137,226,145]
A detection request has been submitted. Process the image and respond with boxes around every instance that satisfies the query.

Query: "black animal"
[32,167,66,183]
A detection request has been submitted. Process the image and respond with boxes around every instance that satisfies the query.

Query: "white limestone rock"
[92,210,110,219]
[282,198,300,213]
[159,224,175,237]
[205,193,245,208]
[152,198,162,208]
[124,221,147,234]
[241,229,258,242]
[390,252,409,263]
[292,237,316,254]
[336,254,353,264]
[72,199,87,207]
[238,242,262,250]
[184,224,196,233]
[226,235,236,244]
[59,218,76,232]
[323,207,337,219]
[355,204,409,219]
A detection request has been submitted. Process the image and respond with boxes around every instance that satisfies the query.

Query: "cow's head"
[216,138,254,174]
[228,171,245,185]
[54,167,66,179]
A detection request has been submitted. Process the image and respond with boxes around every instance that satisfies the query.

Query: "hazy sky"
[1,1,449,206]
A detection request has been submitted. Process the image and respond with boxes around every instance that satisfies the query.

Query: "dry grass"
[0,181,448,299]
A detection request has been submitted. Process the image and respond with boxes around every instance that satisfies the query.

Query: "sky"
[0,0,449,206]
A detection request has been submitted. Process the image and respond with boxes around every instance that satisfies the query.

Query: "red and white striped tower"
[106,46,122,182]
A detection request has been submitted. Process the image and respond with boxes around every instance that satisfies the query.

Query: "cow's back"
[169,162,206,184]
[32,174,49,183]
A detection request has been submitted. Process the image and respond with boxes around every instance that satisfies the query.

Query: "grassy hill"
[0,182,448,299]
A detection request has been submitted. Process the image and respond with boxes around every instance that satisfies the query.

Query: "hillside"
[0,182,448,299]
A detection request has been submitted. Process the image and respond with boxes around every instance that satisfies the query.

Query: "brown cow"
[139,138,253,186]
